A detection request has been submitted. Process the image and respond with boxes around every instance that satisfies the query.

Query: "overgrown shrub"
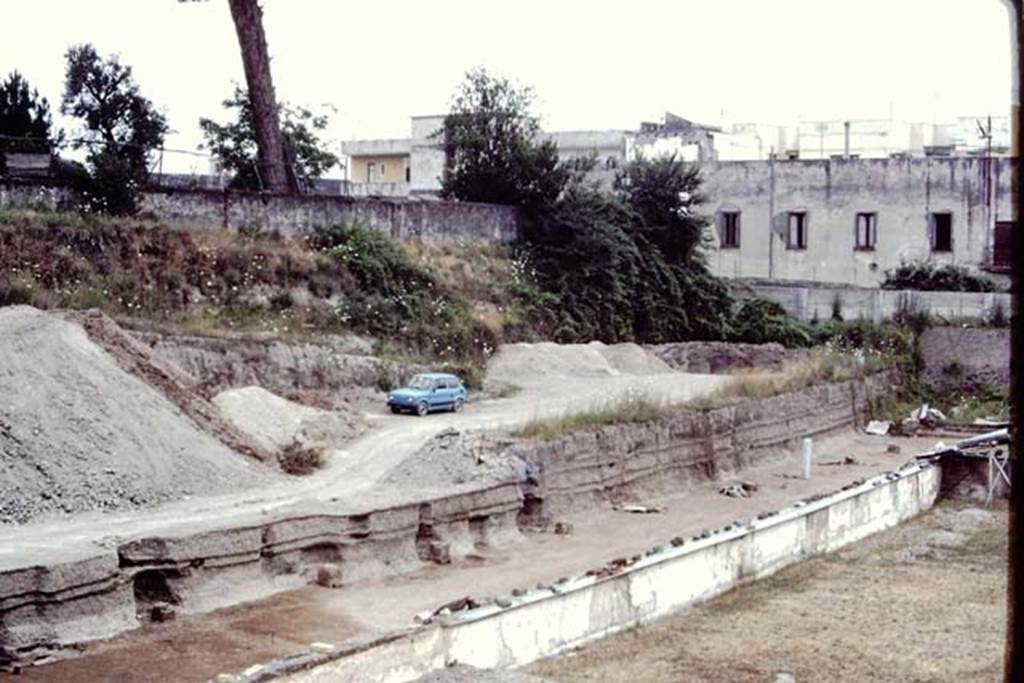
[731,297,812,347]
[277,441,323,475]
[882,261,1003,292]
[520,183,736,344]
[311,223,499,363]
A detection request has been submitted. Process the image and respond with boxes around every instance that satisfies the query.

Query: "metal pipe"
[1004,1,1022,680]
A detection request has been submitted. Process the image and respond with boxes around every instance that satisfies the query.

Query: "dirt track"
[16,431,938,683]
[0,329,732,573]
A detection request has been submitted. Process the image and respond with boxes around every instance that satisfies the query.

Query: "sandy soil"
[0,306,275,524]
[212,385,363,451]
[531,501,1008,683]
[16,431,945,682]
[0,337,732,570]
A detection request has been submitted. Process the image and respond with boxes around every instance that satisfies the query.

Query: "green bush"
[882,261,1003,292]
[311,223,498,363]
[520,183,736,344]
[731,297,812,347]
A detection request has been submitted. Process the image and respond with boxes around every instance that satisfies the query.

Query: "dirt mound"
[0,306,275,524]
[65,309,275,462]
[487,341,674,387]
[381,429,528,492]
[212,386,363,452]
[649,341,806,374]
[589,341,674,375]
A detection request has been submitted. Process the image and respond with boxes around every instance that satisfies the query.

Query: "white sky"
[0,0,1014,174]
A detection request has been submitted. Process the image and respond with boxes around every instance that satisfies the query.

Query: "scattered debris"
[315,563,343,588]
[613,504,663,514]
[150,601,176,623]
[865,420,891,436]
[820,456,862,467]
[553,521,574,535]
[420,596,484,624]
[718,482,758,498]
[886,444,901,454]
[309,642,335,654]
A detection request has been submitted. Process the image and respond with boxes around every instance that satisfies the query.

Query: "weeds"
[515,348,891,440]
[277,441,324,475]
[513,392,675,440]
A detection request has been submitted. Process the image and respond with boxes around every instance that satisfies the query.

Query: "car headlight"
[387,394,394,401]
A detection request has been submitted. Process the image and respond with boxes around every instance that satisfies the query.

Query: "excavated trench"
[0,367,893,670]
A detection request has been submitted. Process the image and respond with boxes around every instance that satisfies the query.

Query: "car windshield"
[407,375,434,390]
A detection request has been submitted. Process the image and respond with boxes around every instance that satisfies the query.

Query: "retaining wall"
[918,325,1011,391]
[0,373,891,669]
[262,461,940,682]
[0,180,520,242]
[749,283,1011,323]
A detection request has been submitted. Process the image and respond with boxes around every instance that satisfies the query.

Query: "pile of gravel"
[381,428,528,492]
[0,306,275,524]
[649,341,807,374]
[487,341,673,388]
[212,385,363,452]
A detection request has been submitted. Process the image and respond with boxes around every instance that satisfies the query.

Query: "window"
[719,211,740,248]
[855,213,877,250]
[405,166,411,182]
[787,212,807,250]
[380,163,386,177]
[606,156,618,170]
[931,212,953,252]
[993,221,1014,267]
[366,162,375,183]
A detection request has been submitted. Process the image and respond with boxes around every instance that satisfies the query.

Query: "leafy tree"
[440,68,569,210]
[522,174,735,344]
[200,85,338,191]
[61,44,168,214]
[614,154,709,264]
[0,71,57,173]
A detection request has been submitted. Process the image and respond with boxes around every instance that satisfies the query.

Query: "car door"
[429,379,449,409]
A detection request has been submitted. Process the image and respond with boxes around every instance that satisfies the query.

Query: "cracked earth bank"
[2,307,880,671]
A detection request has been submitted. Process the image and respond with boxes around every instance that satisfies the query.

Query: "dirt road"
[17,431,941,682]
[0,364,731,572]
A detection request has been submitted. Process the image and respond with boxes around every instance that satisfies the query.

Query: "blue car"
[387,373,468,416]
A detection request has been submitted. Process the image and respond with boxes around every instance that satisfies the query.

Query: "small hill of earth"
[0,306,275,524]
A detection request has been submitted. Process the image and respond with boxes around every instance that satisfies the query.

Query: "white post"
[801,438,813,479]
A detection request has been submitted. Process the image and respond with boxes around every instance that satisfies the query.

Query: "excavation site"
[1,299,1010,681]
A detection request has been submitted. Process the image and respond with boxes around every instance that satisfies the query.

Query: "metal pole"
[801,438,813,479]
[769,148,776,279]
[1004,1,1022,680]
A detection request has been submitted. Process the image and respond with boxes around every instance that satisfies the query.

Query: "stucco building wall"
[702,156,1014,286]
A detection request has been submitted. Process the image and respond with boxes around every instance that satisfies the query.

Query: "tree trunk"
[227,0,292,193]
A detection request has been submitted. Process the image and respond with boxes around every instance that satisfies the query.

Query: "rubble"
[718,482,759,498]
[613,504,664,514]
[865,420,891,436]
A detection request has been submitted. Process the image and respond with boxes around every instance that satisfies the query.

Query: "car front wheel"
[416,401,429,417]
[453,399,464,413]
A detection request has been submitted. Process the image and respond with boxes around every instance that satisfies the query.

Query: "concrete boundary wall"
[749,284,1012,323]
[0,181,520,242]
[258,461,940,682]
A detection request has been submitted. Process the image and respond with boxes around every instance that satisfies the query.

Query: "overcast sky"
[0,0,1014,174]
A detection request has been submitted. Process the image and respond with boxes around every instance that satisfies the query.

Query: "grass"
[513,393,675,440]
[0,209,507,377]
[514,349,889,441]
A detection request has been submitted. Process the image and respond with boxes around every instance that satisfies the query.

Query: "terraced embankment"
[0,362,891,669]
